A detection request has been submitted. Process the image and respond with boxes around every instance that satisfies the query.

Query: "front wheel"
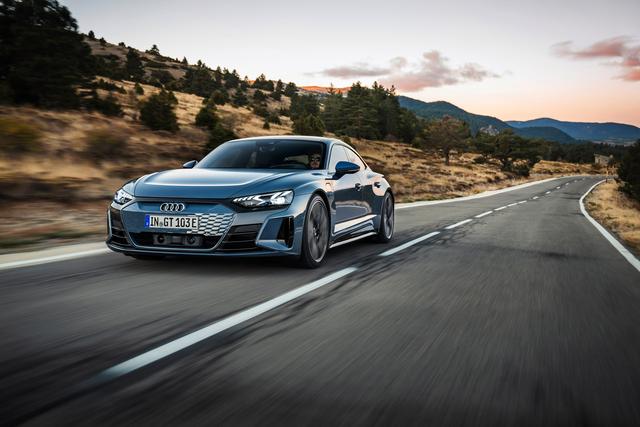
[298,195,330,268]
[373,192,394,243]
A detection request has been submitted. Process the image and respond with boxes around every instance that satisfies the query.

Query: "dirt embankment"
[585,180,640,255]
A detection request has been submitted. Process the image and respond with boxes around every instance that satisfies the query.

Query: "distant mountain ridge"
[397,96,576,144]
[507,118,640,144]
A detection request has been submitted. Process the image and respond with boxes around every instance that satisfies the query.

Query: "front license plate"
[144,215,199,230]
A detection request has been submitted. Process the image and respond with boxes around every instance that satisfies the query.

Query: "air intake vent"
[218,224,261,252]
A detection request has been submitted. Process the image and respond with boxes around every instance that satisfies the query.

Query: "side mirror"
[334,161,360,176]
[183,160,198,169]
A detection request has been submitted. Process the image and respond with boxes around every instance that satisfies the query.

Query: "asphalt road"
[2,176,640,426]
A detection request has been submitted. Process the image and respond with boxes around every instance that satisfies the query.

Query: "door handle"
[355,183,362,191]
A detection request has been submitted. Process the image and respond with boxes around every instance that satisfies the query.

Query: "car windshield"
[197,139,326,170]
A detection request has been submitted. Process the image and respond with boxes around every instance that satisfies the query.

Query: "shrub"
[84,129,128,162]
[263,120,270,130]
[252,104,269,118]
[253,90,268,103]
[473,155,487,164]
[0,117,43,154]
[195,106,218,129]
[231,89,248,107]
[86,91,123,117]
[268,113,281,125]
[278,107,289,117]
[511,162,531,177]
[94,79,126,94]
[149,69,175,86]
[210,90,229,105]
[139,89,179,132]
[134,82,144,95]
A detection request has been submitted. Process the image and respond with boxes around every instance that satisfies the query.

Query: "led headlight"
[233,190,293,209]
[113,188,134,205]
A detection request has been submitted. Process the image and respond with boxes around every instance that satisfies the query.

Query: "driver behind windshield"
[308,153,321,169]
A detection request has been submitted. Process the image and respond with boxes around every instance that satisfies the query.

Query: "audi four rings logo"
[160,203,186,212]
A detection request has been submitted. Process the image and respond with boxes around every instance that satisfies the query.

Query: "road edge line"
[396,175,581,210]
[579,179,640,273]
[0,245,110,272]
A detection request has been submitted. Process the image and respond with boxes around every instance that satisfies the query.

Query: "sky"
[62,0,640,126]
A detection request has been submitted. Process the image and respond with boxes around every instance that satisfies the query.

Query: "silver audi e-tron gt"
[107,136,394,267]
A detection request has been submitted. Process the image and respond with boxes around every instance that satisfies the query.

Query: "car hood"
[133,168,319,199]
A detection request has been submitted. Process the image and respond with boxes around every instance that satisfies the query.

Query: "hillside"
[510,126,576,144]
[507,118,640,145]
[398,97,509,134]
[397,96,576,144]
[0,80,600,252]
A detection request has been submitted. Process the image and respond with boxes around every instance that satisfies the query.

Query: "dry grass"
[585,180,640,255]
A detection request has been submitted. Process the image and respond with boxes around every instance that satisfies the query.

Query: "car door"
[344,146,374,216]
[328,145,365,226]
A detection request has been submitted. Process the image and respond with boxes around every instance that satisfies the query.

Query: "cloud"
[315,51,499,92]
[552,36,640,82]
[320,63,392,79]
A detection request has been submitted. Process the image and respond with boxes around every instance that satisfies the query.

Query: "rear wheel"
[373,192,394,243]
[298,195,329,268]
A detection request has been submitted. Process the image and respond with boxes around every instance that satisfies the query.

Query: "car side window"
[329,146,350,172]
[345,147,366,170]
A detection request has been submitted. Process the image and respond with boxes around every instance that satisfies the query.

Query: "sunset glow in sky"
[63,0,640,125]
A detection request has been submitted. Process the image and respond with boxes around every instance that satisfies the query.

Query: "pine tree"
[293,114,325,136]
[148,44,160,56]
[0,0,94,107]
[231,88,248,107]
[424,115,470,165]
[125,48,145,82]
[283,82,297,97]
[88,30,95,40]
[139,89,179,132]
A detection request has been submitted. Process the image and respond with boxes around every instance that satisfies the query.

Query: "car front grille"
[187,212,235,236]
[217,224,261,252]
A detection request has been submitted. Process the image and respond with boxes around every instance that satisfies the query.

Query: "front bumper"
[107,196,309,257]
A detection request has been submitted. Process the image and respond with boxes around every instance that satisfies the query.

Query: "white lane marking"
[396,175,583,210]
[533,196,539,200]
[495,206,508,211]
[445,219,472,230]
[545,191,551,194]
[517,201,527,204]
[556,186,561,189]
[579,180,640,273]
[507,203,518,207]
[379,231,440,257]
[0,247,111,272]
[475,210,493,218]
[101,267,359,379]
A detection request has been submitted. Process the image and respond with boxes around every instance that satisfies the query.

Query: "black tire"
[373,192,394,243]
[298,195,330,268]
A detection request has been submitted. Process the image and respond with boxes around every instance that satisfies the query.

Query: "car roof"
[228,135,340,146]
